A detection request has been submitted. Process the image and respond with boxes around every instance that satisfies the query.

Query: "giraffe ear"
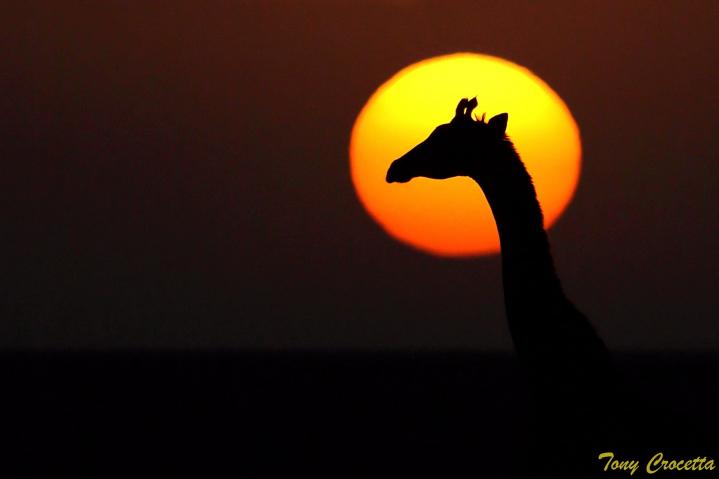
[454,98,469,119]
[488,113,508,136]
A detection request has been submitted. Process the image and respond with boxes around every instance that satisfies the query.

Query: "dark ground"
[3,352,717,477]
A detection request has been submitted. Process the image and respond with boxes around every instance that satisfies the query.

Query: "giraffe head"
[386,98,508,183]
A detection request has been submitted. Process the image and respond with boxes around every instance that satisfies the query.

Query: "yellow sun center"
[349,52,582,257]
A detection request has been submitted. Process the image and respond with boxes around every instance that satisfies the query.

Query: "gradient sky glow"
[2,1,718,350]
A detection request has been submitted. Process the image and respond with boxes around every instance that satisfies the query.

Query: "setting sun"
[350,53,582,257]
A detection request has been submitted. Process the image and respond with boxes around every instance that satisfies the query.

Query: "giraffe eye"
[431,125,449,137]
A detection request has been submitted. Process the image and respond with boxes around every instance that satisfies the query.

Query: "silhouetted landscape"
[4,352,718,476]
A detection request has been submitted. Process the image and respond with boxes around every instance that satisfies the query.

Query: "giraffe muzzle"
[386,158,413,183]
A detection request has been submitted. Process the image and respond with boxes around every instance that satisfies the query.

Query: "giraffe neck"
[470,141,567,352]
[470,140,616,451]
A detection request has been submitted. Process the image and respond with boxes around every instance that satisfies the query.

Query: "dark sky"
[2,1,718,350]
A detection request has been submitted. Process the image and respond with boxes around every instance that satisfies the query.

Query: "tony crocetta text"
[598,452,716,475]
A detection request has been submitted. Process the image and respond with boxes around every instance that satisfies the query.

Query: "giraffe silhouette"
[387,98,620,476]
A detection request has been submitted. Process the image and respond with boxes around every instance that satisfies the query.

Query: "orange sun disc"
[349,52,582,257]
